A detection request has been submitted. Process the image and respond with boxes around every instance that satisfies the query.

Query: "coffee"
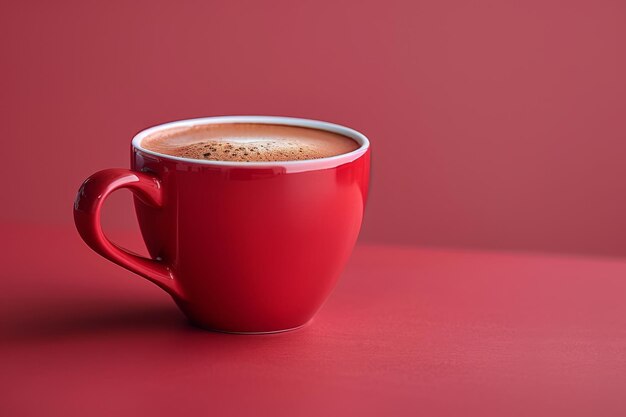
[141,123,359,162]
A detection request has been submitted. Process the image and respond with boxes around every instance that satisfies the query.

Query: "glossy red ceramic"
[74,116,370,333]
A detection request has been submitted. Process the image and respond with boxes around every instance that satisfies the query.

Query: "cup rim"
[132,115,370,173]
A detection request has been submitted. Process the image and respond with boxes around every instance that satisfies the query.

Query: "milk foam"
[141,123,359,162]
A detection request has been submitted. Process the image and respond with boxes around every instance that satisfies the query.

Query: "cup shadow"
[2,300,190,344]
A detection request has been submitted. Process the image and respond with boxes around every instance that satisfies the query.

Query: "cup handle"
[73,168,183,300]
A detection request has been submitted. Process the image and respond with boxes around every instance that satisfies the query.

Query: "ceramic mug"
[74,116,370,333]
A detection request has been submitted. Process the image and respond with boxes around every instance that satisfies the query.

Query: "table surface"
[2,224,626,416]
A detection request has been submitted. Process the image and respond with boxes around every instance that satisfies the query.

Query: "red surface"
[2,224,626,416]
[2,0,626,256]
[74,117,369,332]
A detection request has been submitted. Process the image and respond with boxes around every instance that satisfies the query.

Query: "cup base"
[188,319,313,335]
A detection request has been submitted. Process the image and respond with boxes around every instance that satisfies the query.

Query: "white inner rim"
[132,116,370,170]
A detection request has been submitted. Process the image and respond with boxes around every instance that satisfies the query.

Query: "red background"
[3,3,626,415]
[2,0,626,256]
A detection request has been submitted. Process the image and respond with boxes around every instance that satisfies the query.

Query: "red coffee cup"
[74,116,370,333]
